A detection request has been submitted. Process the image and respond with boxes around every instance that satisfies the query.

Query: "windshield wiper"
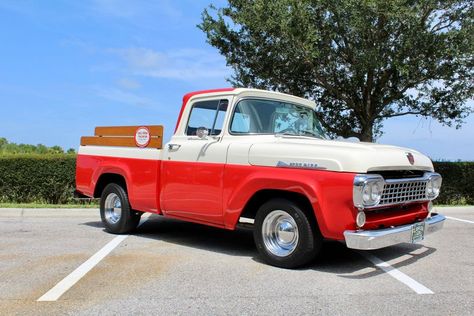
[275,130,324,139]
[298,130,323,139]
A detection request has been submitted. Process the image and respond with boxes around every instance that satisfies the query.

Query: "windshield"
[230,99,326,138]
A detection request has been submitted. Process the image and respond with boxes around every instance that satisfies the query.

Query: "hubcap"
[104,193,121,224]
[262,210,299,257]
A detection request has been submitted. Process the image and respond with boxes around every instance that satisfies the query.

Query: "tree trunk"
[359,126,374,142]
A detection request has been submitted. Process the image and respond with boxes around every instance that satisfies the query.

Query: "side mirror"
[196,127,209,139]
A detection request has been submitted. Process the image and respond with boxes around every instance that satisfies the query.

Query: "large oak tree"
[199,0,474,141]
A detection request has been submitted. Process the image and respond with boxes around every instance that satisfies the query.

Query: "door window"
[186,99,228,136]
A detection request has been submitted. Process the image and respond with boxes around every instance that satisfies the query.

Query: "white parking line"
[445,216,474,224]
[37,235,128,301]
[37,219,148,302]
[360,252,434,295]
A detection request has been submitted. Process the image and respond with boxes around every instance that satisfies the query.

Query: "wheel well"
[94,173,127,198]
[240,189,318,226]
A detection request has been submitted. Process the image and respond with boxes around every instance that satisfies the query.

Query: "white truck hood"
[248,137,434,173]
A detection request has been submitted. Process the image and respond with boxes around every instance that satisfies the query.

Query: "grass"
[0,202,98,208]
[0,202,470,209]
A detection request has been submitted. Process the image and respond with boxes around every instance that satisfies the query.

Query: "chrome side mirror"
[196,127,209,139]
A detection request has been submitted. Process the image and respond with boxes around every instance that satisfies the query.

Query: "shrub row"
[0,155,76,204]
[433,161,474,205]
[0,155,472,205]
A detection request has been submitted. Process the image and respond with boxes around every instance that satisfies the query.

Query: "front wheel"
[100,183,141,234]
[253,199,322,268]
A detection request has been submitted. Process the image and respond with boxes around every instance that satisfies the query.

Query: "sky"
[0,0,472,161]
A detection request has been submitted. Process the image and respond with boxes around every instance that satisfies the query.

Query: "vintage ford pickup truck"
[76,88,445,268]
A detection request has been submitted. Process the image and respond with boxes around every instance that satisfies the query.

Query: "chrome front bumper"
[344,213,445,250]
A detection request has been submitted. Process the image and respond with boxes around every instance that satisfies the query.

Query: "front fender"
[223,164,357,240]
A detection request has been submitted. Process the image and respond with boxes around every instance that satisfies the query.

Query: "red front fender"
[222,164,357,240]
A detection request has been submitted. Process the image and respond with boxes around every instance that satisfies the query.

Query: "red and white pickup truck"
[76,88,445,268]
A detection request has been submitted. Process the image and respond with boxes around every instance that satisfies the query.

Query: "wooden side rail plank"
[94,125,163,137]
[80,136,162,149]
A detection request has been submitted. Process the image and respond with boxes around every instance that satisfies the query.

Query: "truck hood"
[248,137,434,173]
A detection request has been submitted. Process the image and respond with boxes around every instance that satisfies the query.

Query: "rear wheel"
[100,183,141,234]
[253,198,322,268]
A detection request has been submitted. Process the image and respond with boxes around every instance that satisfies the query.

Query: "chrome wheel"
[261,210,299,257]
[104,193,121,224]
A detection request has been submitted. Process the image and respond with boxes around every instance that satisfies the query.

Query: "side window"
[186,100,228,136]
[231,112,250,133]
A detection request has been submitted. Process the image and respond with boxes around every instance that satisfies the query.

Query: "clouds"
[90,46,230,109]
[95,87,154,108]
[112,47,231,81]
[91,0,182,20]
[117,78,141,90]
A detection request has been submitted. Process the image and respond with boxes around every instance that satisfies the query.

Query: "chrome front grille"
[380,179,427,206]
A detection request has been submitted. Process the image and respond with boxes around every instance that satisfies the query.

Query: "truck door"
[161,98,230,225]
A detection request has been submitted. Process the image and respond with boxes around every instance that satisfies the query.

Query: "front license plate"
[411,222,425,243]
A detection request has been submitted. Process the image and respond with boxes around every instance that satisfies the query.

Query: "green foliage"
[433,161,474,205]
[0,137,76,155]
[199,0,474,141]
[0,155,76,204]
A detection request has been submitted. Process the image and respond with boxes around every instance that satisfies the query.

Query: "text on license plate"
[411,222,425,243]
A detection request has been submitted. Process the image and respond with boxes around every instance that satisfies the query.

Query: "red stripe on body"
[77,154,429,240]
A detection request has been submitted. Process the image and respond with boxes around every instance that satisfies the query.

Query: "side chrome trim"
[344,213,445,250]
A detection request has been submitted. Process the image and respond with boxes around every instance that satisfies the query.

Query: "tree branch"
[378,111,423,119]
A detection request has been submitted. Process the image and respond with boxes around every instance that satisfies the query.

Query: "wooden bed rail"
[80,125,163,149]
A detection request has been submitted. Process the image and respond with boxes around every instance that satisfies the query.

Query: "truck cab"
[76,88,445,268]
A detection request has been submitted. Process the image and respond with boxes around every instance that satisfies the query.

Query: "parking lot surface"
[0,207,473,315]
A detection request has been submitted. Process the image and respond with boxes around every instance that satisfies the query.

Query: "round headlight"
[370,182,382,204]
[426,174,442,199]
[353,174,385,208]
[363,185,371,203]
[432,177,441,196]
[426,180,434,195]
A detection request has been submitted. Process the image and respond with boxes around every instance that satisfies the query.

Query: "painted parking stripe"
[37,219,148,302]
[446,216,474,224]
[360,252,434,295]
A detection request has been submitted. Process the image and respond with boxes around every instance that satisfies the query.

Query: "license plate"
[411,222,425,243]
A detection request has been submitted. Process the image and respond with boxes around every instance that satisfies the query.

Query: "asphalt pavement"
[0,207,473,315]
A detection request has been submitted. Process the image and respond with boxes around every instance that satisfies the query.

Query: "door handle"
[168,143,181,151]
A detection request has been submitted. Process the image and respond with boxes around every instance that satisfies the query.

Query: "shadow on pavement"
[81,214,438,277]
[135,214,257,257]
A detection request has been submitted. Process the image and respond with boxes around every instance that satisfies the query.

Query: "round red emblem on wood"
[135,126,151,148]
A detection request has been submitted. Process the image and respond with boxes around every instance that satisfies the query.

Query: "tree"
[199,0,474,141]
[0,137,7,149]
[49,146,64,154]
[36,144,48,154]
[0,137,73,155]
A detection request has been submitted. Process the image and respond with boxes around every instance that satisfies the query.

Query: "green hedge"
[0,155,76,204]
[0,155,472,205]
[433,161,474,205]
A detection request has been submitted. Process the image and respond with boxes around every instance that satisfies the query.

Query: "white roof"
[190,88,316,109]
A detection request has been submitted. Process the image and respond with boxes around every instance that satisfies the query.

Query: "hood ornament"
[406,153,415,165]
